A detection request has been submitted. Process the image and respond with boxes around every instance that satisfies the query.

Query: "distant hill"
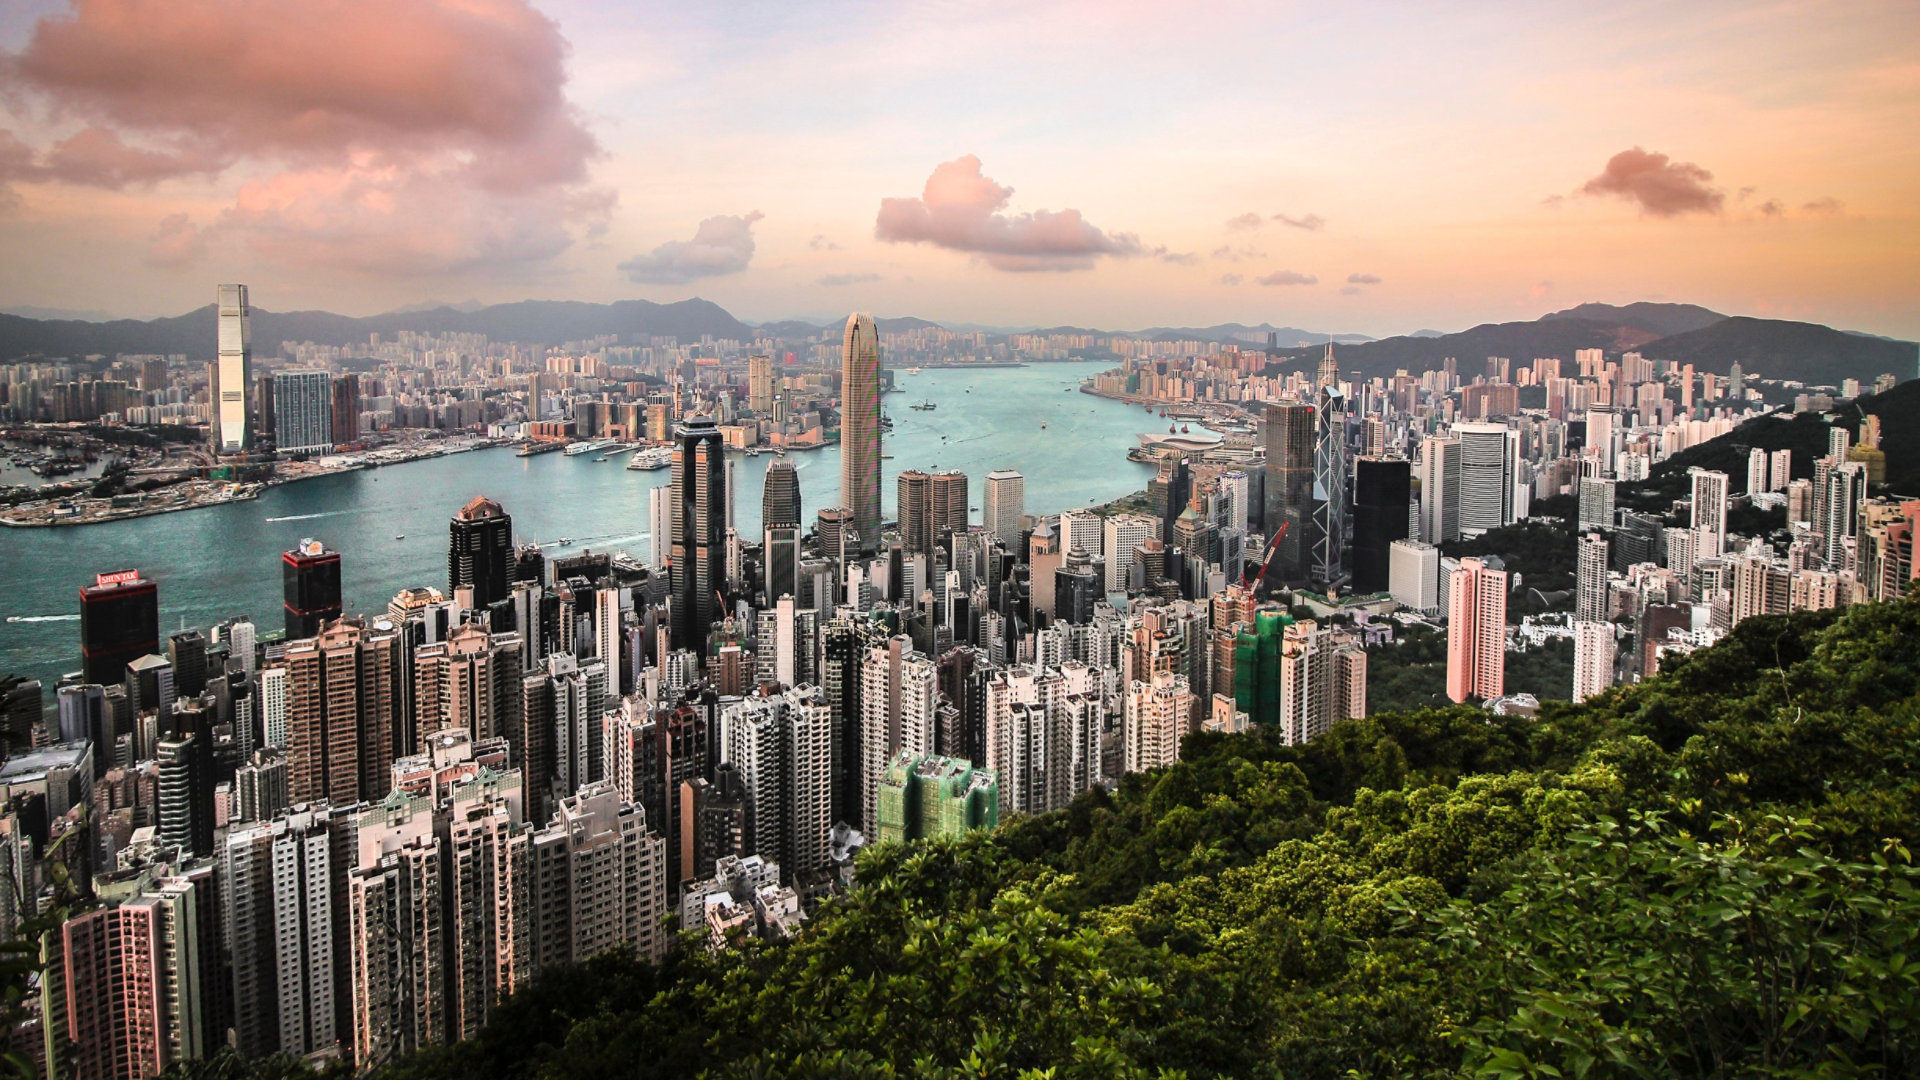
[0,298,758,361]
[1276,310,1915,386]
[1273,317,1632,380]
[1637,317,1917,386]
[1541,301,1726,338]
[1857,379,1920,495]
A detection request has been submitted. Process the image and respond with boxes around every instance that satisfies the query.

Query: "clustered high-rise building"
[19,298,1908,1077]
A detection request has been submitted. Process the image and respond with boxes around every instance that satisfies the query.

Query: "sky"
[0,0,1915,338]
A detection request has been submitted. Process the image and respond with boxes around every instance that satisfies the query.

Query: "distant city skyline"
[0,1,1914,338]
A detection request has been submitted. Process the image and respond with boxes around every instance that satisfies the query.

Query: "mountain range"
[0,297,1910,386]
[1272,303,1916,386]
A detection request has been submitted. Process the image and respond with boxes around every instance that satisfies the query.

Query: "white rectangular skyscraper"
[984,470,1025,549]
[217,284,252,452]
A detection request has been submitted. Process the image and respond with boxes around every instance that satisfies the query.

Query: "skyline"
[0,1,1913,338]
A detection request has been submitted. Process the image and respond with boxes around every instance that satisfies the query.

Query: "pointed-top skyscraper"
[840,313,882,554]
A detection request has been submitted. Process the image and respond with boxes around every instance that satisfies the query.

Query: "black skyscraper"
[282,538,343,639]
[449,496,515,610]
[670,419,727,657]
[1351,456,1412,593]
[79,571,159,686]
[762,459,801,529]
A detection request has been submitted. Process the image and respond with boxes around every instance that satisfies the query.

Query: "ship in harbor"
[626,446,672,471]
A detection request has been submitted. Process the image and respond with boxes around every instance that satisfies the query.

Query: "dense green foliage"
[193,599,1920,1079]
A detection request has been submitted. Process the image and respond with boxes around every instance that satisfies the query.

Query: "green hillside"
[180,599,1920,1080]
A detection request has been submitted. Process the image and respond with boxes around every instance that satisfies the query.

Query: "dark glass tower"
[1351,457,1412,594]
[283,538,343,639]
[762,459,801,530]
[670,418,727,657]
[449,496,514,610]
[1262,402,1316,586]
[79,571,159,686]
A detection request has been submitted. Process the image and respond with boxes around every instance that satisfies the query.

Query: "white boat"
[626,447,672,471]
[564,440,612,457]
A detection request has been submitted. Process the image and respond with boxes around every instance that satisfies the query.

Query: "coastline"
[0,437,504,528]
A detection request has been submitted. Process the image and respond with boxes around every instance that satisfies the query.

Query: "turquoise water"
[0,362,1161,689]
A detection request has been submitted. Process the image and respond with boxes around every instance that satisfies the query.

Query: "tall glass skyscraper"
[216,283,252,452]
[839,313,882,554]
[671,417,727,656]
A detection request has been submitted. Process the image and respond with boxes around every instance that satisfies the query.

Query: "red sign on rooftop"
[94,570,141,587]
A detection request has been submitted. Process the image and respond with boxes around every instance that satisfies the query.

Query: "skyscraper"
[1455,423,1518,537]
[449,496,515,611]
[1446,557,1508,703]
[279,616,403,805]
[1690,468,1730,559]
[1311,348,1349,587]
[897,470,933,554]
[80,570,159,686]
[839,313,883,554]
[272,371,334,455]
[1577,532,1611,623]
[670,417,727,656]
[762,459,801,531]
[216,284,252,453]
[283,538,343,639]
[983,470,1025,550]
[1262,402,1315,584]
[330,374,361,447]
[1572,620,1615,703]
[748,354,775,414]
[1351,457,1411,594]
[721,687,833,882]
[1418,436,1461,544]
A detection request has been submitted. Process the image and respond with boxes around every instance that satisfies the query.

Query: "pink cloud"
[1580,147,1724,216]
[875,155,1142,272]
[1224,212,1263,231]
[1257,269,1317,286]
[620,212,764,284]
[1273,212,1325,231]
[1,0,606,275]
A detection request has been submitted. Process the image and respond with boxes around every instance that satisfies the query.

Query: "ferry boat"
[909,400,936,411]
[626,447,672,471]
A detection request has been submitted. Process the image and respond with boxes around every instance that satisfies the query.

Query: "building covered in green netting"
[1234,609,1293,727]
[876,753,999,845]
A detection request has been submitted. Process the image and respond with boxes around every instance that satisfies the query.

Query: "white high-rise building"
[1454,423,1518,537]
[1102,513,1157,593]
[1577,532,1611,623]
[1690,468,1729,558]
[595,585,625,705]
[259,666,287,749]
[983,662,1103,815]
[983,470,1026,549]
[1585,406,1616,475]
[1747,447,1768,497]
[216,283,252,452]
[647,484,670,570]
[1572,620,1616,703]
[1123,671,1190,774]
[1419,436,1461,544]
[721,686,832,880]
[1769,449,1792,492]
[1389,539,1439,613]
[273,371,333,455]
[1060,508,1105,557]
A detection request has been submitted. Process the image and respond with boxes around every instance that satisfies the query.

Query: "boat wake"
[6,614,79,623]
[264,510,362,523]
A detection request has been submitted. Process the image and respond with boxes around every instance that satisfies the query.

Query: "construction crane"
[1241,520,1290,591]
